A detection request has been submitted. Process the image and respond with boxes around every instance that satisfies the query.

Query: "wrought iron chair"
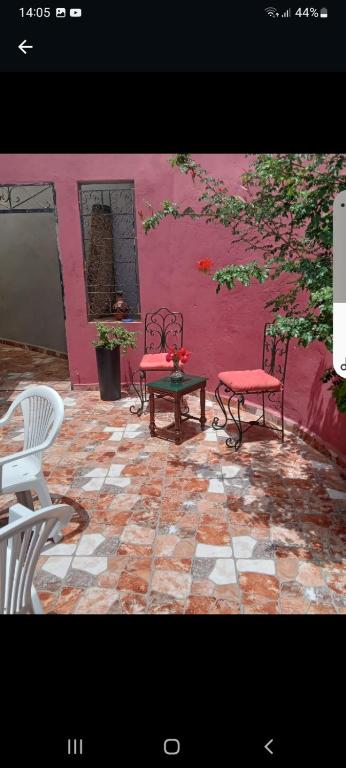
[130,307,184,415]
[212,323,290,450]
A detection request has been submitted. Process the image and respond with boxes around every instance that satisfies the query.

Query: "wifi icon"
[265,6,279,16]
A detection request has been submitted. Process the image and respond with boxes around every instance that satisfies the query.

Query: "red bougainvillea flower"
[196,258,213,274]
[138,210,144,219]
[178,348,191,364]
[166,346,191,365]
[166,346,177,362]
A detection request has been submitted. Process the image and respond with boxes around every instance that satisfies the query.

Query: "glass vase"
[170,358,184,382]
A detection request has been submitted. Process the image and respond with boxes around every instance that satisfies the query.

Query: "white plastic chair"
[0,502,73,614]
[0,386,65,543]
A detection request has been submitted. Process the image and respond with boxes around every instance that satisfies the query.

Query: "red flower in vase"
[166,346,191,366]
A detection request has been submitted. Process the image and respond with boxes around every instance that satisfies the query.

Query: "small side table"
[147,375,207,445]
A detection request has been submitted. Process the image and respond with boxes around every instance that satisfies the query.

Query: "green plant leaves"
[93,322,137,353]
[213,261,270,289]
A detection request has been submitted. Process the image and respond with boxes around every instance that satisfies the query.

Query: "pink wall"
[0,154,345,457]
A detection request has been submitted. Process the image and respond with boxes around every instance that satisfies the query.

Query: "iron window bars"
[79,183,140,321]
[0,184,55,213]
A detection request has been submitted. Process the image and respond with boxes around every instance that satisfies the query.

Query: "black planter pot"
[95,346,121,401]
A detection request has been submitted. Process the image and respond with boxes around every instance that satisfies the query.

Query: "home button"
[164,739,181,756]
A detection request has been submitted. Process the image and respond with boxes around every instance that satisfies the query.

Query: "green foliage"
[93,322,137,353]
[321,368,346,413]
[332,380,346,413]
[142,153,346,413]
[213,262,270,292]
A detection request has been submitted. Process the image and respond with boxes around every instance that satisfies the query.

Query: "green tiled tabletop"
[147,374,207,394]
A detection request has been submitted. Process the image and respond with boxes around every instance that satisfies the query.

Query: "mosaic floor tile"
[119,593,147,614]
[195,543,233,558]
[280,582,310,613]
[73,588,119,614]
[197,522,231,545]
[53,587,84,613]
[84,468,108,478]
[108,464,126,476]
[63,397,77,406]
[232,536,257,558]
[204,429,217,442]
[42,556,72,579]
[38,591,58,612]
[104,477,131,488]
[117,557,151,594]
[72,556,107,575]
[117,542,153,557]
[76,533,105,555]
[296,562,324,587]
[155,557,191,573]
[208,478,225,494]
[82,478,105,492]
[121,524,156,546]
[275,553,299,581]
[173,539,196,558]
[151,570,192,599]
[1,342,345,614]
[239,572,280,602]
[221,465,242,478]
[209,559,237,585]
[42,542,77,556]
[149,594,185,614]
[186,596,241,614]
[236,559,276,575]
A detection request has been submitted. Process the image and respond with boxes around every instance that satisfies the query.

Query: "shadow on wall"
[306,356,346,455]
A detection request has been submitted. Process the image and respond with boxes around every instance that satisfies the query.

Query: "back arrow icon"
[18,40,33,54]
[264,739,274,755]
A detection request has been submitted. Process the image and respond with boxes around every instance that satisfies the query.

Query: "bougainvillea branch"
[142,153,346,412]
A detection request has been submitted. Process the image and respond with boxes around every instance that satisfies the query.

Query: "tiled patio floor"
[1,342,345,614]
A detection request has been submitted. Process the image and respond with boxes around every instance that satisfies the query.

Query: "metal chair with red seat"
[212,323,290,450]
[130,307,184,415]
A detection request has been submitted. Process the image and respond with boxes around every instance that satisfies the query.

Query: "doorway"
[0,183,67,353]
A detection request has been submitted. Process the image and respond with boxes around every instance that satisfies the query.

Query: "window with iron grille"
[0,184,55,211]
[79,182,141,321]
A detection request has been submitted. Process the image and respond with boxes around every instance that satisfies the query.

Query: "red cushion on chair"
[139,353,183,371]
[218,368,282,392]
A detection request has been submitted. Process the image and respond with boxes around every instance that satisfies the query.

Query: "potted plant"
[93,322,137,401]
